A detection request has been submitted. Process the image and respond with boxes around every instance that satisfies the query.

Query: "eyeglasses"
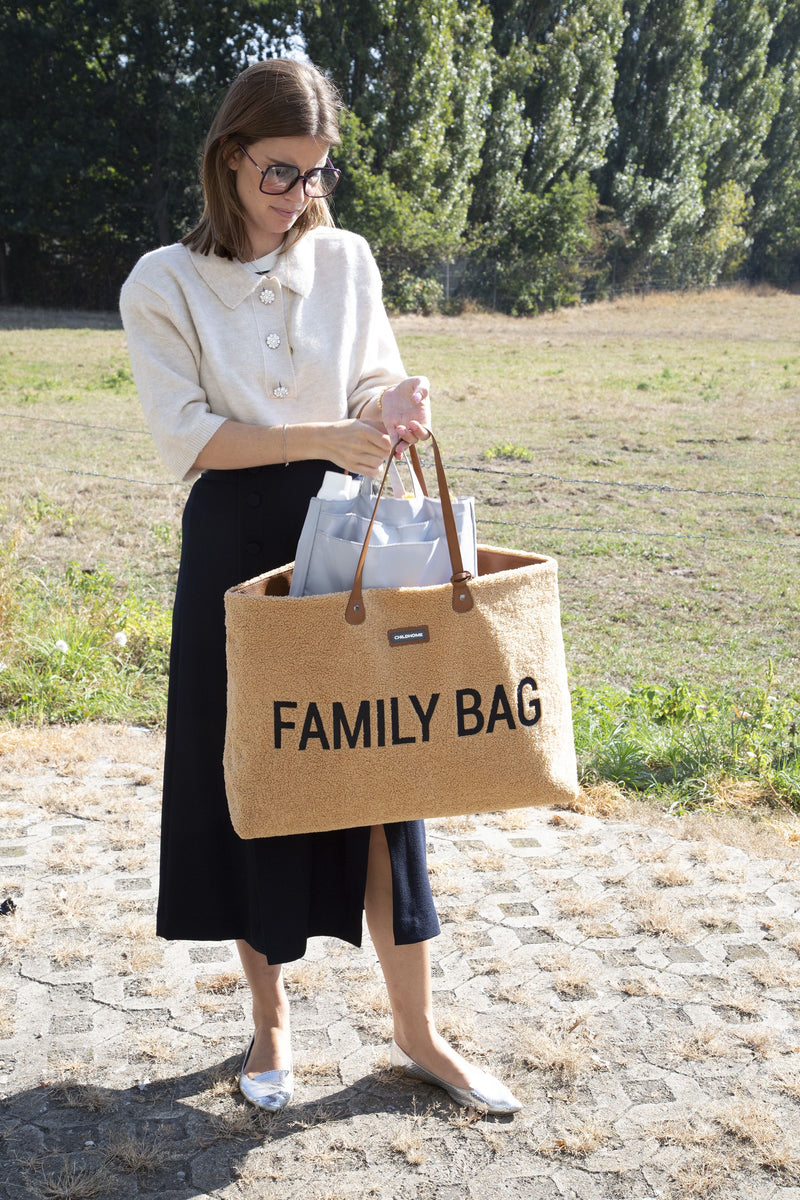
[238,145,341,198]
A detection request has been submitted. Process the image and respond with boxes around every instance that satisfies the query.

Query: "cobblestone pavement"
[1,725,799,1200]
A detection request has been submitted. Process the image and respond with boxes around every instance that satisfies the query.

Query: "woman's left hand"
[380,376,431,455]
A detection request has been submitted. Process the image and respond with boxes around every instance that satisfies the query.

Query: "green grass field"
[1,289,798,809]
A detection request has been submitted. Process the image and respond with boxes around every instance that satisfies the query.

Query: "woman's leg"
[236,939,292,1074]
[363,824,475,1088]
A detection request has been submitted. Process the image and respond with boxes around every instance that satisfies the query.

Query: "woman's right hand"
[320,420,394,478]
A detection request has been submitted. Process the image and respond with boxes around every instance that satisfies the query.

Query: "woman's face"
[229,134,330,259]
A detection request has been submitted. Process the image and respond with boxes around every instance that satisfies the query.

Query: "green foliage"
[0,0,287,306]
[749,0,800,283]
[1,0,800,307]
[100,366,134,389]
[0,523,170,726]
[309,0,493,278]
[601,0,714,280]
[469,1,625,311]
[572,677,800,811]
[483,443,534,462]
[382,270,444,315]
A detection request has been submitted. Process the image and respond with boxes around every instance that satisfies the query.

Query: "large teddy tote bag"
[223,433,579,838]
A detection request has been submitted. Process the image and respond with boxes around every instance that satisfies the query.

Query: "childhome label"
[273,677,541,751]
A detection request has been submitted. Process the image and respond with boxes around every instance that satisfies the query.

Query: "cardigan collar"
[187,231,316,309]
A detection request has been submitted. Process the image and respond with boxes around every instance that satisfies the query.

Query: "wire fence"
[2,409,798,553]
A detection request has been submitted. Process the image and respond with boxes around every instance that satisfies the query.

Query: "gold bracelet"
[376,386,390,412]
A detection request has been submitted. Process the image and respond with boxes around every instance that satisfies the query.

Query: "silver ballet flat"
[239,1034,294,1112]
[389,1040,521,1115]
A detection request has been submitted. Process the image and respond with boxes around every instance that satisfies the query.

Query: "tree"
[748,0,800,283]
[690,0,783,281]
[0,1,286,306]
[302,0,493,306]
[600,0,714,285]
[467,0,626,311]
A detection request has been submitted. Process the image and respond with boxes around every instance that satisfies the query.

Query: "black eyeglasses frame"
[237,144,341,198]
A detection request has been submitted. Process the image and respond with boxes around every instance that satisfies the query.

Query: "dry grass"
[784,932,800,958]
[715,990,762,1017]
[615,973,665,997]
[129,976,171,999]
[295,1058,340,1081]
[196,970,244,995]
[285,961,333,998]
[351,980,391,1017]
[538,1118,617,1157]
[115,850,148,873]
[578,919,619,938]
[0,915,39,950]
[553,890,609,918]
[480,957,508,976]
[426,862,462,896]
[47,1082,118,1113]
[25,1160,116,1200]
[0,724,163,772]
[489,980,528,1004]
[622,890,693,940]
[43,841,99,875]
[517,1016,604,1080]
[434,1007,480,1055]
[113,942,161,974]
[229,1151,285,1186]
[734,1025,779,1058]
[676,1025,732,1061]
[43,1054,95,1082]
[481,807,533,829]
[390,1115,427,1165]
[44,885,108,923]
[746,959,800,990]
[196,994,234,1016]
[131,1033,179,1063]
[696,908,730,928]
[685,841,728,865]
[666,1154,735,1198]
[432,815,476,835]
[465,847,509,872]
[49,941,94,968]
[652,862,692,887]
[102,1131,167,1173]
[444,903,480,922]
[709,863,747,883]
[532,946,571,973]
[107,826,148,852]
[713,1095,783,1148]
[553,965,596,998]
[208,1108,268,1141]
[774,1065,800,1100]
[651,1114,721,1149]
[555,783,627,818]
[548,812,584,830]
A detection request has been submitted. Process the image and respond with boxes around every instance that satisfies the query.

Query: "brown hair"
[182,59,342,259]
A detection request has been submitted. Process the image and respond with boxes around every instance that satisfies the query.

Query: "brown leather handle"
[345,430,474,625]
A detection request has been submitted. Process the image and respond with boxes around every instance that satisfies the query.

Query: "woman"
[120,58,520,1116]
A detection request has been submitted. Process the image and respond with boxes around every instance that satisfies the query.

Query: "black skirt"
[156,459,440,964]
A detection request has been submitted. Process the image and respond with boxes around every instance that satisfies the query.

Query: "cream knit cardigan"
[119,226,406,482]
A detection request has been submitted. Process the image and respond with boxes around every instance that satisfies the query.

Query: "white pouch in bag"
[289,456,477,597]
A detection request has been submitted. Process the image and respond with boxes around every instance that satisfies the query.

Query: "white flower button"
[259,288,275,305]
[273,385,289,398]
[266,333,281,349]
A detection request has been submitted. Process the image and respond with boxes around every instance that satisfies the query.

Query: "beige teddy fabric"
[224,546,579,838]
